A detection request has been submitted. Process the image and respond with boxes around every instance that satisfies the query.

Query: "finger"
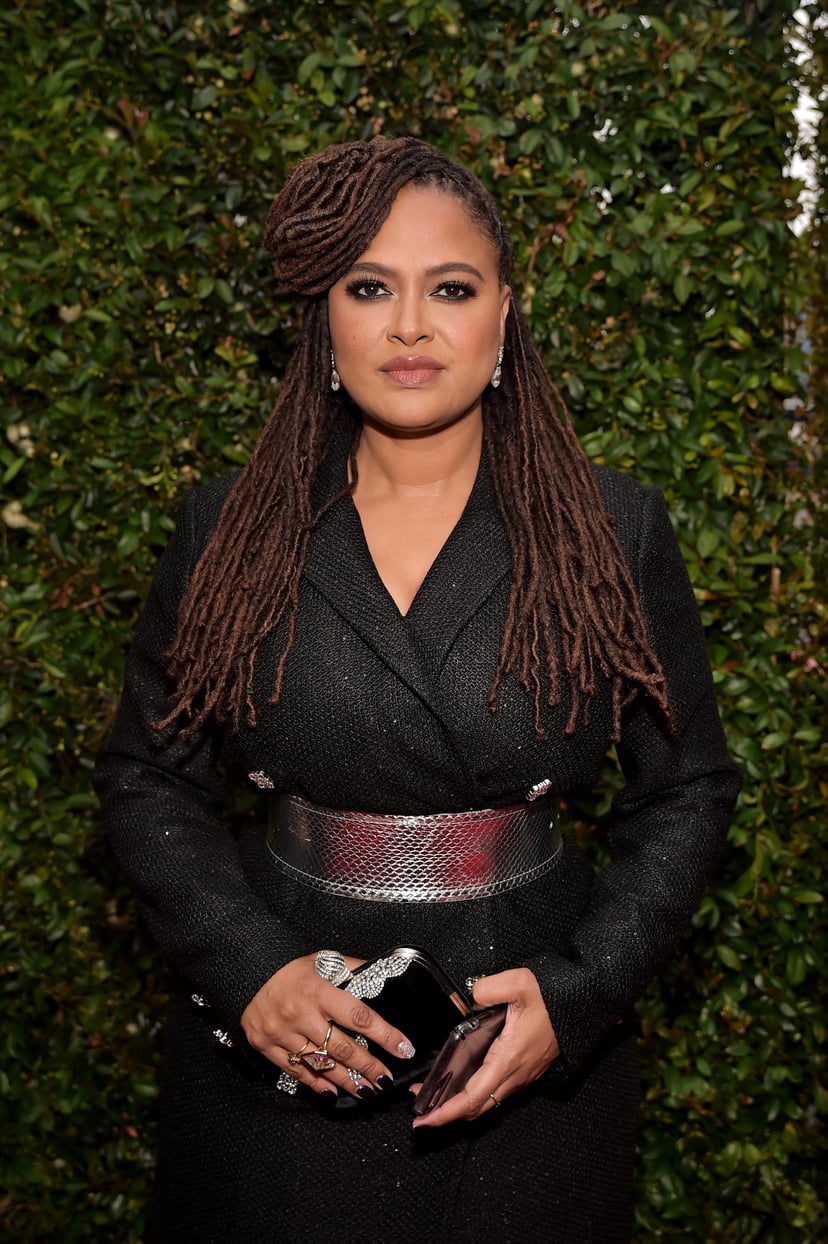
[323,1025,395,1095]
[412,1053,516,1128]
[412,1078,505,1128]
[273,1052,338,1100]
[272,1030,376,1102]
[321,989,416,1066]
[271,1028,340,1099]
[307,1061,377,1101]
[471,966,536,1010]
[287,1021,395,1099]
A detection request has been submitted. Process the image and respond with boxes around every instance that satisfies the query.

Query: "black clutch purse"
[337,946,473,1091]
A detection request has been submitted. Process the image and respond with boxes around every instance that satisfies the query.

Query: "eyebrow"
[346,261,486,281]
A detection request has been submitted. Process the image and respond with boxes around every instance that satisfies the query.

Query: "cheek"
[329,307,377,358]
[327,296,351,355]
[462,310,504,355]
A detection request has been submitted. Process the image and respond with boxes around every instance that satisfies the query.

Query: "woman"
[94,136,740,1243]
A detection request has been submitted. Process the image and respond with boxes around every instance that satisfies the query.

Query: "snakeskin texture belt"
[265,793,562,902]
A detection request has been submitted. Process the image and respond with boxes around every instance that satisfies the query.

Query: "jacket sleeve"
[526,485,741,1076]
[93,484,307,1033]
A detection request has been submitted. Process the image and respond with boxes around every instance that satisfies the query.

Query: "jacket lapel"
[404,459,512,674]
[302,428,512,729]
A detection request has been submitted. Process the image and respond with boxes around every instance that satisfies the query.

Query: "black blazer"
[94,433,740,1077]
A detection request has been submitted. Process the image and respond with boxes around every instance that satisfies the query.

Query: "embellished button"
[526,777,552,801]
[248,771,275,790]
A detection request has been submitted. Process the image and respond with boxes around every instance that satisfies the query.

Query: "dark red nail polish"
[320,1089,337,1102]
[357,1084,375,1100]
[376,1075,394,1091]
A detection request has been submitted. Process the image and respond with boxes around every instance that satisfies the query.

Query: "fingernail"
[357,1084,376,1100]
[320,1090,337,1102]
[376,1074,394,1091]
[397,1040,415,1059]
[412,1121,432,1131]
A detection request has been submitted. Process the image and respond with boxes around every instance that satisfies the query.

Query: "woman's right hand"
[240,952,415,1101]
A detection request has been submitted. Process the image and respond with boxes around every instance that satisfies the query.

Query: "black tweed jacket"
[94,432,740,1078]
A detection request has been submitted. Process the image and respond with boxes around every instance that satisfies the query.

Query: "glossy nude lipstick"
[379,355,445,386]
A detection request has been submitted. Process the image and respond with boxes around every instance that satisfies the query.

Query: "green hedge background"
[2,1,825,1239]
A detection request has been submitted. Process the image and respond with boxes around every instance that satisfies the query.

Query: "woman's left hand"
[411,967,559,1129]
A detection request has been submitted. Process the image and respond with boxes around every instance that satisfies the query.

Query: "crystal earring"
[490,346,504,389]
[330,351,341,393]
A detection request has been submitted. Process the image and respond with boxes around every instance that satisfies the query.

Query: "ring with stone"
[288,1038,311,1066]
[301,1022,337,1073]
[314,949,352,987]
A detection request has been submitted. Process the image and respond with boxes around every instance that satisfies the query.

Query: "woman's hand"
[411,967,559,1129]
[240,952,415,1101]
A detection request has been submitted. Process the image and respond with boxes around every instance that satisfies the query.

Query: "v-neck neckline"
[304,421,513,703]
[345,453,488,622]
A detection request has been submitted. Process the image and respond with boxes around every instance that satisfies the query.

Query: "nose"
[387,290,433,346]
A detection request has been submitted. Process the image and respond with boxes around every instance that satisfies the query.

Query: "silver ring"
[314,949,352,987]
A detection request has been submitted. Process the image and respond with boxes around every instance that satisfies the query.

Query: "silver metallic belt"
[265,793,562,903]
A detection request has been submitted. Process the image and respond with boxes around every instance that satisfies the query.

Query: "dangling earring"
[330,351,341,393]
[490,345,504,389]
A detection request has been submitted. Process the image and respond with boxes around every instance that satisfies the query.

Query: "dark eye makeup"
[343,276,479,301]
[434,280,478,301]
[344,278,389,300]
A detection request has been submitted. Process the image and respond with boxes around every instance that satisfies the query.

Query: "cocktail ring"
[314,950,352,987]
[301,1022,337,1073]
[288,1038,311,1066]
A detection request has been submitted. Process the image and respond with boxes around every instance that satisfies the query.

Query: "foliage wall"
[2,1,824,1239]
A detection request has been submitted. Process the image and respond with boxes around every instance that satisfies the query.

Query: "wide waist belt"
[265,793,562,902]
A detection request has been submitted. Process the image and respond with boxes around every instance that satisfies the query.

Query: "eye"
[344,278,389,301]
[433,280,478,301]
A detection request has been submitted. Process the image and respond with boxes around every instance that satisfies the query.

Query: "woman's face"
[328,185,510,437]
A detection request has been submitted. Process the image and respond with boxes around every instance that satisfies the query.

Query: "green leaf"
[297,52,322,84]
[760,731,789,750]
[673,273,692,304]
[718,944,742,971]
[192,85,219,110]
[715,219,744,237]
[697,529,720,559]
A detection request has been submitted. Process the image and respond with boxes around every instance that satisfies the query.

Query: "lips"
[379,355,444,386]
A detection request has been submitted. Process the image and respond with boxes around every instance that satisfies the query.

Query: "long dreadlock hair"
[160,136,670,740]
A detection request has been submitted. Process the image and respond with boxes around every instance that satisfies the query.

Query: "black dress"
[94,430,740,1243]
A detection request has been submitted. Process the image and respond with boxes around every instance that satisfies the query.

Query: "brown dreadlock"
[160,136,670,740]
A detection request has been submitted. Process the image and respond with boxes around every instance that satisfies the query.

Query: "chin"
[359,403,483,437]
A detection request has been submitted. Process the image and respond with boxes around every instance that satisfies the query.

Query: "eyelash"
[343,278,478,302]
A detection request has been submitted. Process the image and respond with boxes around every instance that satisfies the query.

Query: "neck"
[354,417,483,498]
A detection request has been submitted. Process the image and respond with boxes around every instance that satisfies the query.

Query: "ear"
[499,284,512,342]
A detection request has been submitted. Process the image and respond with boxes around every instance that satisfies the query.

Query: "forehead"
[353,184,498,271]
